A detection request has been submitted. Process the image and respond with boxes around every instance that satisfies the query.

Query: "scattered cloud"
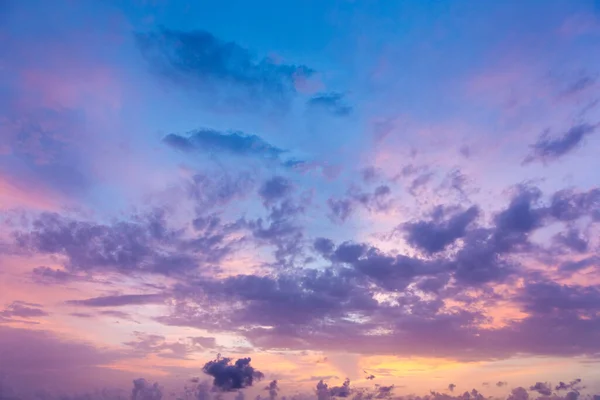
[524,123,597,164]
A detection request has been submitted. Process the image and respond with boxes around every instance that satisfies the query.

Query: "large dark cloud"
[155,185,600,360]
[13,207,244,277]
[135,27,313,108]
[14,210,196,275]
[202,356,264,391]
[524,123,597,164]
[402,206,479,254]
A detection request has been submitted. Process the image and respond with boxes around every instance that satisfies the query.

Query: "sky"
[1,0,600,399]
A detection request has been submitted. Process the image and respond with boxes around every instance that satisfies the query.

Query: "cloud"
[132,378,163,400]
[0,301,49,319]
[548,188,600,222]
[402,206,479,254]
[448,384,456,392]
[164,129,285,160]
[524,123,597,164]
[265,380,279,400]
[307,93,352,116]
[555,379,582,392]
[135,27,314,108]
[529,382,553,396]
[552,228,589,253]
[123,331,210,360]
[258,176,294,205]
[66,294,165,307]
[202,356,264,391]
[31,266,83,284]
[327,185,393,223]
[13,210,208,276]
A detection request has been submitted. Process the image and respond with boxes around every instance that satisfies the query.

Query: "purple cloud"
[524,123,597,165]
[66,294,165,307]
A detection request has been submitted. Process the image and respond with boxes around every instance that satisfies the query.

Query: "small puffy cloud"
[202,356,264,391]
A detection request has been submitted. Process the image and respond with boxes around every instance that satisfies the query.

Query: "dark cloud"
[66,294,165,307]
[307,93,353,117]
[328,379,351,398]
[548,188,600,222]
[448,384,456,392]
[529,382,553,396]
[494,186,545,237]
[31,266,83,284]
[248,198,306,266]
[314,237,335,256]
[15,210,199,276]
[258,176,293,205]
[517,281,600,316]
[555,379,582,392]
[265,380,279,400]
[315,379,352,400]
[164,129,285,161]
[136,27,313,108]
[0,301,48,319]
[132,378,163,400]
[496,382,508,387]
[402,206,479,254]
[524,123,597,164]
[202,356,264,391]
[553,228,589,253]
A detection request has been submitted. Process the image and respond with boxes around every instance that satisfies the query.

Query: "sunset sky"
[1,0,600,399]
